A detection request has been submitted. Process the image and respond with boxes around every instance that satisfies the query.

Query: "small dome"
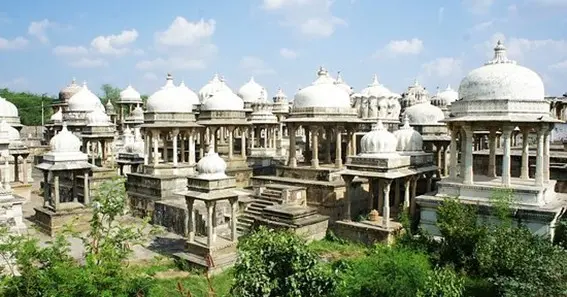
[403,102,445,125]
[273,88,287,103]
[0,121,19,141]
[146,74,192,113]
[202,89,244,111]
[437,85,458,105]
[293,67,351,109]
[198,74,232,102]
[361,74,392,98]
[120,85,142,102]
[334,72,353,95]
[67,82,102,112]
[131,105,144,120]
[238,77,268,103]
[0,95,18,118]
[401,79,430,109]
[49,123,82,153]
[196,148,228,179]
[394,116,423,151]
[86,107,111,126]
[459,40,544,102]
[177,81,200,106]
[360,120,397,154]
[50,108,63,122]
[105,100,115,114]
[59,78,82,101]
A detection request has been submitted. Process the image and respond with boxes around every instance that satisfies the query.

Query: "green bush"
[417,267,465,297]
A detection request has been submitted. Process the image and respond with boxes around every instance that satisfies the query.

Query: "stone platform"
[255,204,329,241]
[174,236,237,275]
[333,219,403,245]
[33,202,91,237]
[126,172,188,218]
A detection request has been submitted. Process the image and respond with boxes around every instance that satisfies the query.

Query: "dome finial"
[249,76,255,83]
[166,73,173,81]
[82,81,87,88]
[376,119,385,130]
[413,78,420,86]
[336,71,343,82]
[436,86,441,95]
[72,77,76,84]
[370,74,379,86]
[402,114,411,128]
[446,84,452,91]
[317,66,328,77]
[486,40,515,65]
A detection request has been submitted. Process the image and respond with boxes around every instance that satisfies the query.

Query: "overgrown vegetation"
[0,88,52,126]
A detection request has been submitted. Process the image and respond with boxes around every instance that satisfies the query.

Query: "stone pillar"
[152,130,159,166]
[83,171,89,205]
[325,129,332,164]
[436,143,443,178]
[289,124,297,168]
[443,144,449,177]
[382,180,391,227]
[228,127,234,160]
[488,128,497,178]
[241,127,246,158]
[172,129,179,167]
[230,198,238,242]
[501,125,513,186]
[144,133,150,165]
[351,131,357,155]
[449,127,458,179]
[53,174,60,209]
[410,176,418,217]
[251,127,255,149]
[521,128,530,180]
[22,156,28,184]
[544,128,550,183]
[43,171,49,208]
[186,198,195,242]
[206,201,216,246]
[335,126,342,168]
[403,177,410,210]
[180,133,186,163]
[13,155,19,182]
[368,178,375,210]
[199,130,205,159]
[343,175,354,220]
[377,179,384,212]
[311,126,319,168]
[462,125,474,185]
[535,126,545,186]
[189,132,196,165]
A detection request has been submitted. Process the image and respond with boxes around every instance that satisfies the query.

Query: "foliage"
[0,88,53,126]
[416,267,465,297]
[0,178,155,297]
[100,84,121,106]
[230,226,337,297]
[490,188,515,227]
[336,245,431,297]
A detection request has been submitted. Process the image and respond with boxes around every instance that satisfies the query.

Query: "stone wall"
[332,221,401,245]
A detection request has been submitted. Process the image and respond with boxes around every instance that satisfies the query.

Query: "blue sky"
[0,0,566,98]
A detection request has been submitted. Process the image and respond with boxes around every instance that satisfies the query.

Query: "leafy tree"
[100,84,121,106]
[231,226,337,297]
[0,88,53,126]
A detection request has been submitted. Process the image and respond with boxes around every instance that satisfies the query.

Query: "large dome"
[196,148,228,179]
[0,120,19,141]
[459,41,544,102]
[49,123,82,153]
[438,85,458,105]
[361,74,392,98]
[360,120,398,154]
[67,82,102,112]
[403,102,445,125]
[202,88,244,111]
[177,81,200,106]
[238,77,268,103]
[0,95,18,118]
[293,67,351,109]
[198,74,232,102]
[401,80,430,109]
[394,117,423,151]
[59,78,82,101]
[146,74,193,113]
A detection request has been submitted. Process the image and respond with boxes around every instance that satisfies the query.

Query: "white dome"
[360,120,397,154]
[394,117,423,151]
[59,78,82,100]
[86,107,111,126]
[120,85,142,102]
[401,80,430,108]
[238,77,268,103]
[177,81,200,105]
[67,82,102,112]
[202,89,244,111]
[49,123,81,153]
[459,41,544,102]
[437,85,458,105]
[198,74,232,102]
[273,88,287,103]
[0,95,18,118]
[196,148,227,179]
[293,67,351,109]
[50,108,63,122]
[0,121,19,141]
[334,72,353,95]
[403,102,445,125]
[361,74,392,98]
[131,105,144,120]
[146,74,192,113]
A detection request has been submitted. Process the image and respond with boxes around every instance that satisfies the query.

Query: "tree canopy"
[0,88,52,126]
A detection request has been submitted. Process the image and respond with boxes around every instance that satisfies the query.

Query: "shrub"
[417,266,465,297]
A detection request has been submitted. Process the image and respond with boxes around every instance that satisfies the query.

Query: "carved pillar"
[240,127,246,158]
[144,132,150,165]
[335,126,342,168]
[22,156,28,184]
[228,127,234,160]
[172,129,179,166]
[520,127,530,180]
[186,198,195,242]
[462,125,474,185]
[53,174,60,210]
[449,126,458,179]
[189,132,196,165]
[535,126,546,186]
[199,130,205,159]
[404,177,410,210]
[382,180,391,227]
[180,133,186,163]
[325,128,332,164]
[544,128,550,183]
[311,126,319,168]
[83,171,89,205]
[251,127,255,149]
[488,128,497,178]
[288,124,297,168]
[43,171,49,208]
[152,130,159,166]
[206,201,216,246]
[501,125,513,187]
[343,175,354,220]
[443,144,449,177]
[13,155,19,182]
[351,131,357,155]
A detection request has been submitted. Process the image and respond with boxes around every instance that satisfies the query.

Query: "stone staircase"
[237,186,285,235]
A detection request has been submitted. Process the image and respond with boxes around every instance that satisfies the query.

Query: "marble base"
[33,203,91,237]
[174,236,237,275]
[255,205,329,242]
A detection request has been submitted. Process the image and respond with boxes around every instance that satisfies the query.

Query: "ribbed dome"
[334,72,353,95]
[49,123,82,153]
[202,89,244,111]
[459,41,544,102]
[146,74,192,113]
[198,74,232,102]
[238,77,268,103]
[293,67,351,109]
[86,107,111,126]
[403,102,445,125]
[120,85,142,102]
[394,117,423,151]
[0,95,18,118]
[401,80,430,109]
[51,108,63,122]
[67,82,102,112]
[361,74,392,98]
[59,78,82,101]
[177,81,200,105]
[196,148,228,179]
[0,120,19,141]
[360,120,397,154]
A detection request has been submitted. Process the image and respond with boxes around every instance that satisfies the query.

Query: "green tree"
[0,88,53,126]
[231,226,337,297]
[100,84,121,106]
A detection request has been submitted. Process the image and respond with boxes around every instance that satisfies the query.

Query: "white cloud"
[90,29,138,55]
[262,0,346,38]
[52,45,89,56]
[550,60,567,70]
[462,0,494,14]
[143,72,158,81]
[422,57,463,78]
[529,0,567,8]
[28,19,54,44]
[0,77,27,88]
[382,38,424,56]
[155,17,215,47]
[0,36,28,50]
[477,33,567,61]
[239,56,276,75]
[69,58,107,68]
[438,7,445,24]
[279,48,298,59]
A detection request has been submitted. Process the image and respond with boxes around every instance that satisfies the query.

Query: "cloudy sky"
[1,0,566,98]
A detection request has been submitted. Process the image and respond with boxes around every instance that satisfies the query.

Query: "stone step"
[239,216,255,224]
[252,199,275,206]
[250,202,272,209]
[257,195,283,204]
[262,189,282,196]
[245,208,262,216]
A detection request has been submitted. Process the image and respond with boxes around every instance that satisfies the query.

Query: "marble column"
[199,131,205,159]
[520,127,530,180]
[180,133,186,163]
[488,128,497,178]
[382,180,391,227]
[144,133,150,165]
[152,130,159,166]
[186,198,195,241]
[335,127,342,168]
[462,125,474,185]
[228,127,234,160]
[311,126,319,168]
[251,128,255,149]
[351,131,357,155]
[206,201,216,246]
[22,156,28,184]
[325,129,332,164]
[172,129,179,166]
[54,174,60,209]
[544,128,550,183]
[189,132,196,165]
[241,128,246,158]
[404,178,410,210]
[535,126,545,186]
[230,198,238,241]
[449,127,458,179]
[368,178,375,210]
[289,124,297,168]
[83,171,89,205]
[343,175,354,220]
[501,125,513,187]
[443,144,449,177]
[436,143,443,178]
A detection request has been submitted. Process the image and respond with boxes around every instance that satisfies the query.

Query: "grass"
[309,238,369,261]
